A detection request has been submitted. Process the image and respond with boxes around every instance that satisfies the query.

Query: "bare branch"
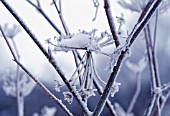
[104,0,120,47]
[26,0,63,35]
[127,72,142,113]
[52,0,69,34]
[0,26,18,60]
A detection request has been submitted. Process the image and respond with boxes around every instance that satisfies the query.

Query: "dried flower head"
[0,23,21,39]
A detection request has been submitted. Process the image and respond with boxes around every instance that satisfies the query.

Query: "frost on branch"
[54,80,64,92]
[105,45,127,72]
[46,29,114,54]
[110,82,121,97]
[63,91,73,104]
[79,88,97,99]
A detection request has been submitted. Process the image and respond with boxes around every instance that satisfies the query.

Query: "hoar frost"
[46,29,114,54]
[110,82,121,97]
[63,92,73,104]
[54,80,64,92]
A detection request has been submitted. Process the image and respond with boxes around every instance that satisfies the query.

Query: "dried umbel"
[0,23,20,39]
[50,29,122,104]
[2,69,35,97]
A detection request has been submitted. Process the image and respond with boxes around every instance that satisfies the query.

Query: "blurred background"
[0,0,170,115]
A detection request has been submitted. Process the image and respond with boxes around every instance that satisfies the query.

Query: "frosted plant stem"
[76,52,117,115]
[0,26,17,60]
[0,26,23,116]
[144,27,156,89]
[14,60,73,116]
[127,72,141,113]
[146,25,161,87]
[26,0,63,35]
[143,28,157,116]
[144,24,161,116]
[52,0,69,35]
[144,93,158,116]
[11,39,23,116]
[160,89,170,110]
[104,0,120,47]
[153,10,158,50]
[93,0,162,115]
[0,1,91,115]
[93,78,117,116]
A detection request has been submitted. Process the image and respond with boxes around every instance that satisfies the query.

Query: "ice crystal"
[116,13,125,27]
[54,80,63,92]
[63,92,73,104]
[110,82,121,97]
[105,45,125,72]
[79,88,97,99]
[153,87,162,94]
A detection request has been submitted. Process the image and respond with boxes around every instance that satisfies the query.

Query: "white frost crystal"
[63,92,73,104]
[79,88,97,99]
[54,80,63,92]
[110,82,121,97]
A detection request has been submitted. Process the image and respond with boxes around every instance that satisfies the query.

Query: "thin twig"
[144,23,161,115]
[144,27,156,89]
[93,0,162,115]
[144,93,158,116]
[93,78,117,116]
[160,89,170,110]
[104,0,120,47]
[0,26,17,60]
[0,26,23,116]
[127,72,141,113]
[11,39,23,116]
[52,0,69,34]
[26,0,63,35]
[153,10,158,49]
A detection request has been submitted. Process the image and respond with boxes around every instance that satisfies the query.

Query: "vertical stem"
[127,72,142,113]
[11,39,23,116]
[0,26,23,116]
[104,0,120,47]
